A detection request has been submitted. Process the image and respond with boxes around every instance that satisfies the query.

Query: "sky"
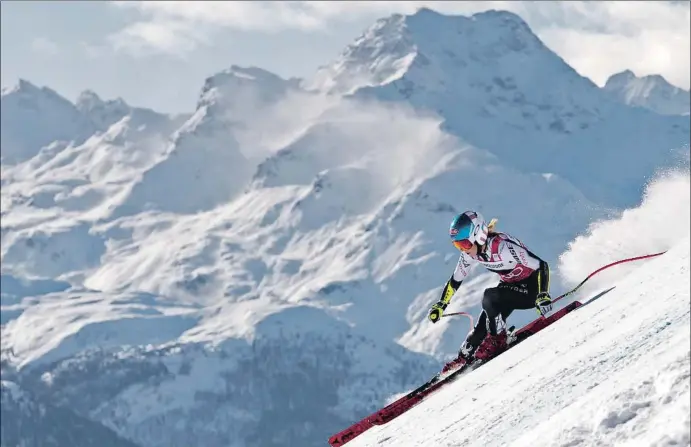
[2,1,689,114]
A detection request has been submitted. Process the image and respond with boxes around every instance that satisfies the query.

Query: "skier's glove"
[535,292,552,316]
[428,301,447,323]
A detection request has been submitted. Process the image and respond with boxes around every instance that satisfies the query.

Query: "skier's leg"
[458,310,487,358]
[484,273,539,333]
[482,287,507,336]
[474,275,538,360]
[443,310,489,372]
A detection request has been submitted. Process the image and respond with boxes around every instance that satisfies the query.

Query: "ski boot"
[441,355,467,374]
[507,325,518,346]
[441,341,474,374]
[474,329,508,361]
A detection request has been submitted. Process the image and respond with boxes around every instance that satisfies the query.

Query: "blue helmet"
[449,211,488,250]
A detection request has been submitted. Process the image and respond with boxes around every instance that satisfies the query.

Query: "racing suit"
[436,231,550,354]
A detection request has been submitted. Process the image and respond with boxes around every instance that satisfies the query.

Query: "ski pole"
[442,250,668,320]
[441,311,474,327]
[550,250,668,306]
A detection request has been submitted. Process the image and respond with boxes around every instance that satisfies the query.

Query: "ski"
[328,361,472,446]
[370,361,472,425]
[328,299,585,447]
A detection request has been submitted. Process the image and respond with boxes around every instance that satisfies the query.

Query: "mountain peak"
[202,65,299,93]
[604,70,690,115]
[76,88,102,104]
[606,69,636,83]
[15,78,41,93]
[197,65,300,112]
[74,89,132,131]
[306,7,690,203]
[407,7,529,29]
[470,8,530,24]
[1,80,96,164]
[309,8,547,95]
[3,79,66,103]
[604,70,686,92]
[75,89,106,111]
[75,89,129,110]
[225,65,285,82]
[411,6,441,17]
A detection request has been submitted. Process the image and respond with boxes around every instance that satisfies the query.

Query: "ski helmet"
[449,211,489,251]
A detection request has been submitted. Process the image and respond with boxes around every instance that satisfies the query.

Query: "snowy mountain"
[1,7,690,447]
[113,65,305,216]
[603,69,690,116]
[311,8,690,207]
[1,80,97,165]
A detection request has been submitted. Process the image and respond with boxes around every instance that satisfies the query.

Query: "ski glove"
[535,292,552,316]
[428,301,447,323]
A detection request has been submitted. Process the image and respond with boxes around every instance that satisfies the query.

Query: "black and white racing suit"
[437,231,551,353]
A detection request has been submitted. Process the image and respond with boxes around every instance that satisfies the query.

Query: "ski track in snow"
[348,238,690,447]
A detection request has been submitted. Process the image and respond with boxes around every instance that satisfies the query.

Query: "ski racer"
[428,210,553,372]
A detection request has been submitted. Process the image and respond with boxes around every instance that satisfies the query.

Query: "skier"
[428,210,553,372]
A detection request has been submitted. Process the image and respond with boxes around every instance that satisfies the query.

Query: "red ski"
[328,300,584,447]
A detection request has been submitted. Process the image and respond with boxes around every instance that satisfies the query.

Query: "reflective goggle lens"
[453,239,473,251]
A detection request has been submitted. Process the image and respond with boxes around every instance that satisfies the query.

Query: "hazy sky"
[2,1,689,114]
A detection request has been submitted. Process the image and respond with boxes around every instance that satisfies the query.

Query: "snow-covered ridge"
[0,79,184,167]
[1,79,96,164]
[76,89,132,130]
[111,65,310,217]
[309,13,415,94]
[604,69,690,116]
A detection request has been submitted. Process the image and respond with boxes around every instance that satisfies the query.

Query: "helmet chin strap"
[476,241,489,261]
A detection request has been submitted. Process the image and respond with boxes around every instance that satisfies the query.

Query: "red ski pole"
[550,250,668,306]
[443,250,668,320]
[441,311,474,327]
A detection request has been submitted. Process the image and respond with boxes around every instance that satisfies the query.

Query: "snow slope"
[347,207,690,447]
[604,70,691,116]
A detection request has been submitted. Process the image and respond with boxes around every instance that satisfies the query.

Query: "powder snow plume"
[557,167,690,297]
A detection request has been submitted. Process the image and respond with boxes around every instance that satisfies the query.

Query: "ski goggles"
[450,225,473,251]
[453,238,473,251]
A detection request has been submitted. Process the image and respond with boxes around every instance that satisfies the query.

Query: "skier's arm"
[438,276,462,307]
[427,253,470,323]
[429,253,474,323]
[503,239,552,309]
[536,258,550,296]
[438,254,472,306]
